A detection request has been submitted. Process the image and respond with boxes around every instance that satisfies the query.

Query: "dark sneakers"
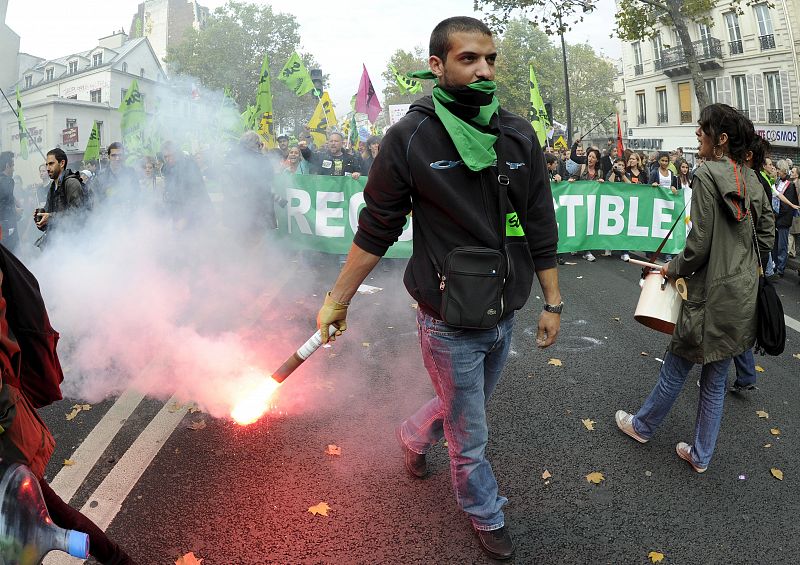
[395,426,428,478]
[474,525,515,560]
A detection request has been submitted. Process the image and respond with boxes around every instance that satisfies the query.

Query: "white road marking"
[786,314,800,334]
[48,389,145,503]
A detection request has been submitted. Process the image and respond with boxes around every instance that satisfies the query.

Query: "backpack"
[754,275,786,356]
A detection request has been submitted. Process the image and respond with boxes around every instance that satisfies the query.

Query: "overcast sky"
[7,0,621,113]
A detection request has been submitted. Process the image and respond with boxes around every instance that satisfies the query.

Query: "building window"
[90,89,102,103]
[732,75,748,116]
[66,118,76,128]
[725,12,743,55]
[656,88,668,124]
[652,34,663,70]
[698,23,712,51]
[704,78,717,104]
[633,42,643,76]
[122,62,128,73]
[68,60,78,74]
[754,4,775,50]
[636,91,646,125]
[678,82,692,124]
[24,75,32,88]
[765,72,783,123]
[92,53,103,67]
[140,68,146,78]
[45,67,54,81]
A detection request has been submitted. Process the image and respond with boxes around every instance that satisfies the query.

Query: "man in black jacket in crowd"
[299,131,363,179]
[316,16,561,561]
[35,149,87,243]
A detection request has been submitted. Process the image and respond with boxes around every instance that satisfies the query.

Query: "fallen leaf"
[548,358,563,367]
[612,317,620,322]
[308,502,331,516]
[63,459,75,466]
[80,404,92,411]
[325,444,341,456]
[645,470,653,477]
[585,471,605,484]
[755,365,765,373]
[576,276,584,279]
[581,418,596,431]
[564,261,577,265]
[763,443,772,448]
[65,407,81,421]
[187,419,207,431]
[793,353,800,360]
[541,470,552,480]
[771,468,784,481]
[640,352,650,357]
[756,410,769,419]
[188,405,201,414]
[175,552,203,565]
[362,342,370,347]
[770,428,781,436]
[648,551,665,563]
[168,401,184,413]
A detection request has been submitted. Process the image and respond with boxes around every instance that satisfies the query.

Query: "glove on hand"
[317,292,349,343]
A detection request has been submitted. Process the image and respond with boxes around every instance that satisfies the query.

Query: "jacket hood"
[698,159,752,223]
[408,96,435,117]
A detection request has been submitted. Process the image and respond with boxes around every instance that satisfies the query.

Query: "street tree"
[165,0,319,134]
[475,0,754,108]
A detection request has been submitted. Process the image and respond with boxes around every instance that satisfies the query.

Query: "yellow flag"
[553,135,568,150]
[307,92,338,147]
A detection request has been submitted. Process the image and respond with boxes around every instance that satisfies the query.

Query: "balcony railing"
[654,59,662,71]
[729,40,743,55]
[759,34,776,50]
[637,115,646,126]
[768,108,784,124]
[657,112,669,125]
[659,38,723,76]
[634,63,643,76]
[680,111,693,124]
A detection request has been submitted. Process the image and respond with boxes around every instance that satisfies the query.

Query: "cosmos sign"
[755,125,799,148]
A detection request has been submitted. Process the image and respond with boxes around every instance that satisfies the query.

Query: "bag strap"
[417,121,509,278]
[643,198,688,277]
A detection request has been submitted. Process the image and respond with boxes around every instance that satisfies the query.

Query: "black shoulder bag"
[748,202,786,356]
[416,137,511,329]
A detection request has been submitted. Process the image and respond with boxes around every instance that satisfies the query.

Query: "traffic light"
[310,69,324,97]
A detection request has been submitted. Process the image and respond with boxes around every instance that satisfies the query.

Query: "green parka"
[666,159,775,364]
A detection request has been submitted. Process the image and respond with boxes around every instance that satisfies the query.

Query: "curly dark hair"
[698,103,753,163]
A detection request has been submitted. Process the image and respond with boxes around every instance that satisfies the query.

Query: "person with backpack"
[34,148,88,243]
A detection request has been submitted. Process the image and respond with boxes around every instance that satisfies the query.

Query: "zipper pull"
[440,276,446,291]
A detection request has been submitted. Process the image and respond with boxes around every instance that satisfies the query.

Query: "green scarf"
[408,70,500,171]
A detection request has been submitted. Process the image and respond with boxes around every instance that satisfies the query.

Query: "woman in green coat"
[615,104,775,473]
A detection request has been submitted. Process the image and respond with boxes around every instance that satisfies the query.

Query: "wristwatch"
[543,301,564,314]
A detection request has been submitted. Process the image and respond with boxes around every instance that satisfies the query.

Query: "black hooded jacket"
[354,96,558,319]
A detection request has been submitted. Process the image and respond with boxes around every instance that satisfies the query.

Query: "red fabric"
[616,114,625,157]
[355,64,382,123]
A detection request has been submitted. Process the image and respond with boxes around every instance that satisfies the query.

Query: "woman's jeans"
[733,348,757,387]
[774,227,790,275]
[631,351,732,469]
[399,309,514,531]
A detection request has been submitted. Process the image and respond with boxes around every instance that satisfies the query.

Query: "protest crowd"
[0,13,798,564]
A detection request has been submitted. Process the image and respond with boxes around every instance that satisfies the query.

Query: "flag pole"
[0,86,47,160]
[578,111,615,142]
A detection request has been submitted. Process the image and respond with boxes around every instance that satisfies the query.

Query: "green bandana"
[408,70,500,171]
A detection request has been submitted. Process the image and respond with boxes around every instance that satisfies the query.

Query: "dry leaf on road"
[187,419,207,431]
[308,502,331,516]
[542,470,552,480]
[756,410,769,419]
[325,444,342,456]
[548,358,563,367]
[362,342,370,347]
[793,353,800,360]
[63,459,75,466]
[585,472,604,484]
[640,352,650,357]
[612,317,620,322]
[755,365,765,373]
[581,418,596,431]
[771,468,784,481]
[168,402,184,413]
[770,428,781,436]
[648,551,665,563]
[175,552,203,565]
[763,443,772,448]
[65,404,91,421]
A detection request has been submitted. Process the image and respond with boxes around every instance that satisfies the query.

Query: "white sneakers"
[676,442,707,473]
[601,250,612,257]
[614,410,649,443]
[583,251,596,262]
[621,253,630,262]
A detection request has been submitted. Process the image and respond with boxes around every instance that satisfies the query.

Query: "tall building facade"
[129,0,209,71]
[620,0,799,161]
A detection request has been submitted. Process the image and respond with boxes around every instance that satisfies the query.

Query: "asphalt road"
[39,255,800,565]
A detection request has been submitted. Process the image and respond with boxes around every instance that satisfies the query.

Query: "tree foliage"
[165,1,319,134]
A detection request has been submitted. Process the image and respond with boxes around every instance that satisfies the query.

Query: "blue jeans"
[773,228,790,274]
[733,348,757,387]
[631,352,732,469]
[399,309,514,530]
[765,252,775,276]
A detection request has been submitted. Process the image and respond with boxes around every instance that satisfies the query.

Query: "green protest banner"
[274,178,688,258]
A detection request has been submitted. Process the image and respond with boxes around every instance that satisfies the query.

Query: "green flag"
[15,87,28,160]
[348,115,358,149]
[84,121,100,162]
[278,52,315,97]
[529,64,549,147]
[254,54,276,148]
[120,79,146,141]
[391,66,422,95]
